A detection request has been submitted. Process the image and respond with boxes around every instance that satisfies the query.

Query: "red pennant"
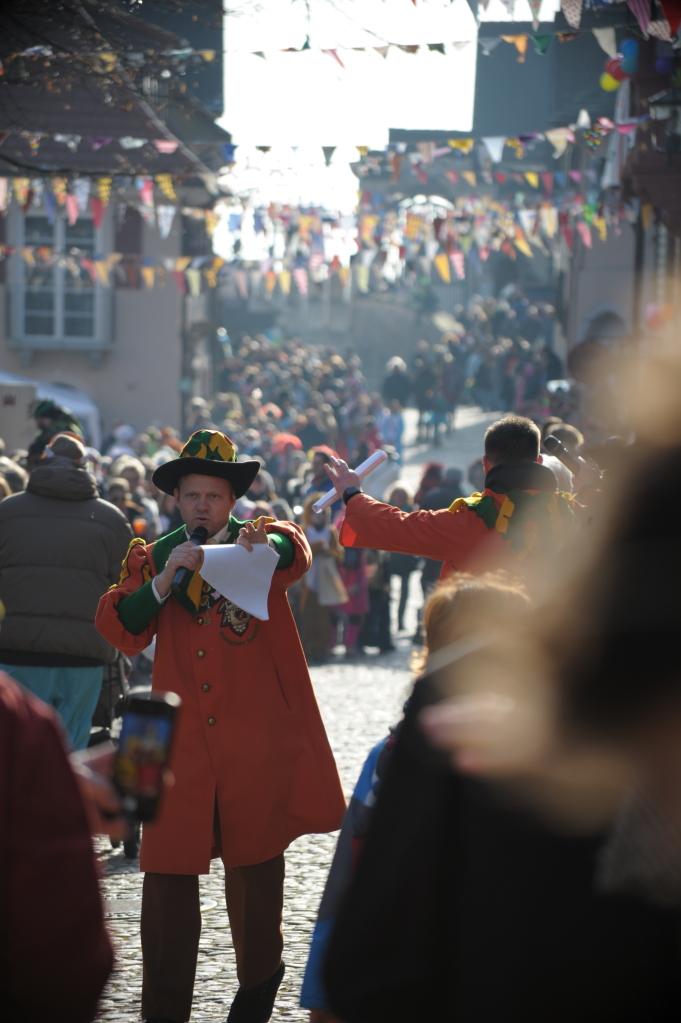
[90,197,105,228]
[172,270,186,293]
[445,170,459,183]
[80,258,97,283]
[562,226,574,251]
[541,173,553,194]
[659,0,681,34]
[493,172,507,183]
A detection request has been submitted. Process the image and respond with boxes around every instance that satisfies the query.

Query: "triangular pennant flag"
[293,267,308,295]
[322,147,336,166]
[592,216,608,242]
[445,170,459,184]
[278,270,291,295]
[322,49,345,69]
[501,35,528,62]
[354,264,370,292]
[174,256,192,273]
[461,171,477,187]
[493,172,507,183]
[482,137,506,163]
[626,0,651,36]
[576,221,592,248]
[390,152,404,183]
[554,171,566,187]
[265,271,277,293]
[428,43,446,54]
[529,0,542,29]
[90,198,105,229]
[518,209,537,234]
[433,252,451,282]
[524,172,539,188]
[498,0,516,15]
[561,0,583,29]
[93,257,110,287]
[569,170,581,182]
[235,270,249,299]
[541,172,553,194]
[540,205,558,237]
[533,34,553,55]
[65,193,79,226]
[447,138,474,154]
[185,268,201,296]
[374,46,389,58]
[592,26,617,56]
[141,258,155,288]
[545,128,574,158]
[514,228,533,257]
[450,251,465,279]
[157,205,177,239]
[479,38,501,56]
[659,0,681,35]
[172,271,186,293]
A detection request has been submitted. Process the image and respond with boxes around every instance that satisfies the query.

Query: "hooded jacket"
[0,456,132,666]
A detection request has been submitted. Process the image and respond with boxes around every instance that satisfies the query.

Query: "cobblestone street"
[95,408,494,1023]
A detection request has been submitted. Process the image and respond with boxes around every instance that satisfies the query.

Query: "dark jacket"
[0,456,132,666]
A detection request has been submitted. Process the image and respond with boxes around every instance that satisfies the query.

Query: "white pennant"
[157,205,177,239]
[482,136,507,163]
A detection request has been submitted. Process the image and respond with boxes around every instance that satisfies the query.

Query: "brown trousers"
[140,854,285,1022]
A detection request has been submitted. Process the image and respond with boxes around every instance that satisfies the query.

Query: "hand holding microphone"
[543,435,602,491]
[171,526,209,592]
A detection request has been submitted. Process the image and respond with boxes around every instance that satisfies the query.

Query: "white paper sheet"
[198,543,280,620]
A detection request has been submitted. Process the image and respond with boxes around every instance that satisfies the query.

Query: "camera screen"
[114,712,173,799]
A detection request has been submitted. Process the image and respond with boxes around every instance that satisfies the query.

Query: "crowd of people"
[5,277,661,1023]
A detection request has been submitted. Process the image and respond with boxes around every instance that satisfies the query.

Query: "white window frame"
[8,204,113,351]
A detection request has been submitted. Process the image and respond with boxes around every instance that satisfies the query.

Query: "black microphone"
[544,435,602,480]
[171,526,209,593]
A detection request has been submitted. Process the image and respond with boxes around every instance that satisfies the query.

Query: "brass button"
[202,684,211,692]
[197,617,204,625]
[207,716,216,725]
[197,649,205,658]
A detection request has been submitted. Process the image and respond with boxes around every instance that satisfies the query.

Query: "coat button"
[207,716,216,725]
[202,684,211,692]
[197,649,205,658]
[197,617,204,625]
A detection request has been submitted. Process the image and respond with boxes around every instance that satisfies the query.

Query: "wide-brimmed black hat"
[152,430,260,498]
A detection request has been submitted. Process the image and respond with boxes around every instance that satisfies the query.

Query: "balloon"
[605,56,627,81]
[655,56,675,75]
[620,38,639,57]
[620,55,638,75]
[600,72,621,91]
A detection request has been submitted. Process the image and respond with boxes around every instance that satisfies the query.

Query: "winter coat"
[0,456,133,666]
[95,519,346,872]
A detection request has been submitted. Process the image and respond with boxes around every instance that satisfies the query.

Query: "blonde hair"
[302,491,329,528]
[413,571,531,673]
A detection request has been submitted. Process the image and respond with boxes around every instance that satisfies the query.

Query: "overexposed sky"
[216,0,560,211]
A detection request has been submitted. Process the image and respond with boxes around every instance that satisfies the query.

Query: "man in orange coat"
[96,430,345,1023]
[325,415,597,580]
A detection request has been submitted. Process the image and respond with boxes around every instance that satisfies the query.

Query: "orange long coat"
[96,519,346,873]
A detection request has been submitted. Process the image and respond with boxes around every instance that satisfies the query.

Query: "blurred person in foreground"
[323,356,681,1022]
[300,494,346,664]
[413,468,466,644]
[327,415,599,582]
[300,572,532,1022]
[0,434,132,749]
[95,430,345,1023]
[0,665,116,1022]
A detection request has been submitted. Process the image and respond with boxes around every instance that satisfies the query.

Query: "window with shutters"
[8,210,112,351]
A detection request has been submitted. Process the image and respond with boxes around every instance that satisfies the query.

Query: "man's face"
[175,474,236,537]
[108,487,128,510]
[312,453,326,475]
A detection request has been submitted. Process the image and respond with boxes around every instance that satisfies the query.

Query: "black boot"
[227,961,285,1023]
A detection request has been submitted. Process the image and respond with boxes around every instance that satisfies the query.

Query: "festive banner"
[433,252,451,283]
[482,137,506,164]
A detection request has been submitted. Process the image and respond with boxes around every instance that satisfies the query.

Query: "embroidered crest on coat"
[218,598,252,636]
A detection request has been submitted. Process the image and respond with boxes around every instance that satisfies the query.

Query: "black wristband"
[343,485,362,505]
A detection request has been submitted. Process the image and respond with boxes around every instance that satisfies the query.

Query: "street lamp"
[648,88,681,157]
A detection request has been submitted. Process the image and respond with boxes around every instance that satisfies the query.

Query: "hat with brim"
[152,430,260,498]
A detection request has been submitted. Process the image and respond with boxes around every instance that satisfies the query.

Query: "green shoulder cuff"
[117,580,161,635]
[268,532,295,570]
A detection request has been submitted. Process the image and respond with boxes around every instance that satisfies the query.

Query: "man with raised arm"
[326,415,597,579]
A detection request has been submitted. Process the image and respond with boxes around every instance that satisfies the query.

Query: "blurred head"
[387,483,413,508]
[483,415,541,472]
[107,477,131,510]
[312,450,331,476]
[303,492,329,528]
[548,424,584,459]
